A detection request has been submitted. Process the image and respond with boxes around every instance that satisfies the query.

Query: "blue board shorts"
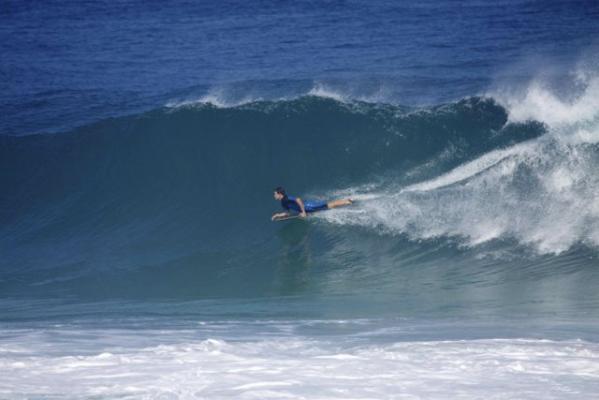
[304,200,328,213]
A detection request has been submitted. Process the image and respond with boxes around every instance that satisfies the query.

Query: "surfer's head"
[274,186,286,200]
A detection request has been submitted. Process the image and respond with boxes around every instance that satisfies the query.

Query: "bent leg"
[326,198,353,209]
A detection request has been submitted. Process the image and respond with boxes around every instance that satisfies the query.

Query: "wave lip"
[164,79,398,109]
[165,88,263,108]
[496,76,599,127]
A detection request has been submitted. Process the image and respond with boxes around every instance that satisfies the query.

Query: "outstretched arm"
[272,211,290,221]
[295,197,307,217]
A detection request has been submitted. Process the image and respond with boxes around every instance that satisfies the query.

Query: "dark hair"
[274,186,286,196]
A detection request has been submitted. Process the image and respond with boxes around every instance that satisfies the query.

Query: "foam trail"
[402,141,535,193]
[334,135,598,253]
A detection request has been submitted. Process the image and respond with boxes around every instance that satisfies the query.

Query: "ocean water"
[2,0,599,398]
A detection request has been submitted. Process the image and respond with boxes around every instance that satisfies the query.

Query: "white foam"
[496,77,599,126]
[308,82,392,104]
[402,141,533,193]
[1,329,597,399]
[166,83,345,109]
[166,80,395,110]
[307,83,348,102]
[165,87,262,108]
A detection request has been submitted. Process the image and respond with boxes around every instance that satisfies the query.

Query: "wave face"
[1,92,598,317]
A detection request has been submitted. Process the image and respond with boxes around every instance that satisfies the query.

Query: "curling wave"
[1,92,596,302]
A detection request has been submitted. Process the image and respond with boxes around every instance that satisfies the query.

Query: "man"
[271,186,353,221]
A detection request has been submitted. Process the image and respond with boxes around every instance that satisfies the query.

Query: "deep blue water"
[2,1,599,398]
[3,0,599,135]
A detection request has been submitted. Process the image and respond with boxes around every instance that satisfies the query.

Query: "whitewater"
[2,325,599,399]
